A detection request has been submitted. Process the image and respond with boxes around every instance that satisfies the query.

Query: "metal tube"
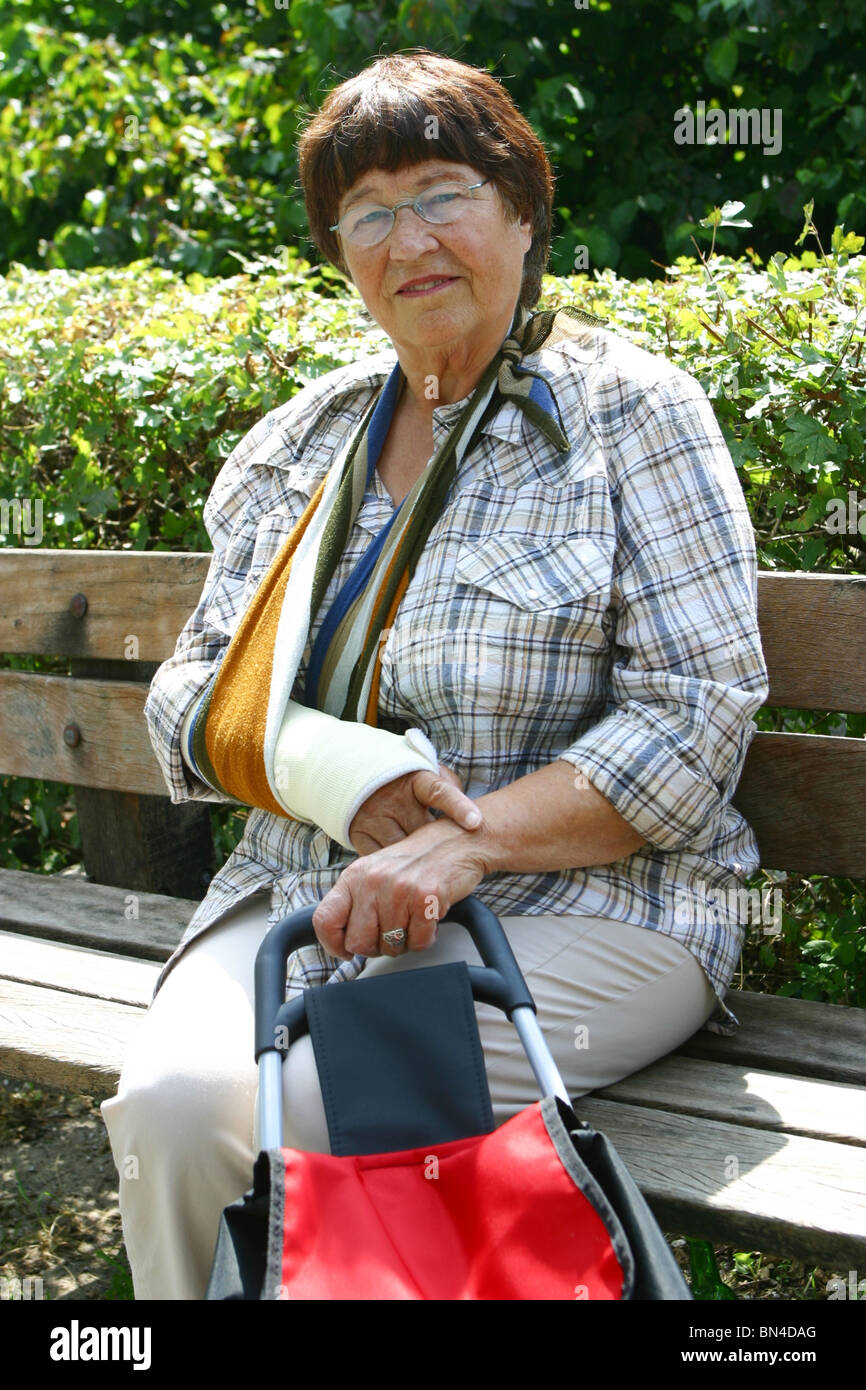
[511,1006,571,1105]
[258,1051,284,1151]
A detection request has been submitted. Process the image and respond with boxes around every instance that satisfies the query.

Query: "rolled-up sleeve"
[557,369,769,854]
[143,412,285,804]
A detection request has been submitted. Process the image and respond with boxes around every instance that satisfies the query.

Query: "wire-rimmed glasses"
[329,178,492,249]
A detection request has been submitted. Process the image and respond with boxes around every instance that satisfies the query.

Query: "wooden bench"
[2,548,865,1270]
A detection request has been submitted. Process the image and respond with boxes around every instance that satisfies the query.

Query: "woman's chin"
[389,304,473,347]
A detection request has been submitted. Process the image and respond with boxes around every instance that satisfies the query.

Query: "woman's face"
[334,158,533,360]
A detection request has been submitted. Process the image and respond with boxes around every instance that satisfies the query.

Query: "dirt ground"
[0,1079,129,1299]
[0,1076,851,1302]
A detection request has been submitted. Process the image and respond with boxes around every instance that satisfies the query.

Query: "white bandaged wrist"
[179,694,439,843]
[271,700,439,850]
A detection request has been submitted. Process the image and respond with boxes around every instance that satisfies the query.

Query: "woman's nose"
[387,204,442,258]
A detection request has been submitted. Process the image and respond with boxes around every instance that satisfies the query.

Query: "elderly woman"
[101,48,769,1300]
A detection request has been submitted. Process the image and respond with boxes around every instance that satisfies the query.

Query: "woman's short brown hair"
[296,48,555,308]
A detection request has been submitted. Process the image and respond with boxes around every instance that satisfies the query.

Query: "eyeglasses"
[329,178,492,249]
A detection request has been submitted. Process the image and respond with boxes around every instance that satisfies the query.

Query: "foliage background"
[0,0,864,281]
[1,0,865,1007]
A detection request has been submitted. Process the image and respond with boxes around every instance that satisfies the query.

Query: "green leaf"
[766,253,788,291]
[705,36,738,85]
[831,225,865,257]
[799,536,828,570]
[781,412,839,472]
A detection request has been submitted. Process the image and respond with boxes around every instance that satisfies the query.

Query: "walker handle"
[254,894,535,1063]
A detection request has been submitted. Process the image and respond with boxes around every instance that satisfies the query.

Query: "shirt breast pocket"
[439,532,615,722]
[453,532,613,617]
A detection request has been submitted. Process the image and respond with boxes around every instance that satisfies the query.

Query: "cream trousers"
[101,891,718,1300]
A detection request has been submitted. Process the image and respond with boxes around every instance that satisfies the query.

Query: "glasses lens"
[417,181,477,223]
[344,205,392,247]
[343,181,485,246]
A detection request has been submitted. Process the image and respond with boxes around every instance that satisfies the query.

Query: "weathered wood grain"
[0,976,145,1097]
[576,1097,866,1267]
[0,549,210,661]
[731,730,866,876]
[0,671,168,794]
[758,570,866,714]
[67,657,215,899]
[0,867,197,960]
[595,1054,866,1145]
[0,931,160,1008]
[677,988,866,1086]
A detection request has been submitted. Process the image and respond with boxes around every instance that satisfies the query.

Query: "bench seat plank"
[679,988,866,1086]
[577,1096,866,1268]
[595,1054,866,1145]
[0,867,196,960]
[0,976,146,1096]
[0,931,160,1008]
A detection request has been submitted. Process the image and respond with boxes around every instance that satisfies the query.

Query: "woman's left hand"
[311,815,492,961]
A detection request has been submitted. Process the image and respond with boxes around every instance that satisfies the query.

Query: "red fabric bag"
[271,1099,628,1300]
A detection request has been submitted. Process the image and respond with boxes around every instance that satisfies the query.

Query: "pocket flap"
[454,533,612,610]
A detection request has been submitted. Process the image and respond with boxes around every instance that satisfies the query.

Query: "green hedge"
[1,204,863,565]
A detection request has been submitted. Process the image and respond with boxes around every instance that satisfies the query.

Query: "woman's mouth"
[398,276,458,297]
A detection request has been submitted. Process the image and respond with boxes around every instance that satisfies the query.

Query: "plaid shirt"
[144,324,769,1034]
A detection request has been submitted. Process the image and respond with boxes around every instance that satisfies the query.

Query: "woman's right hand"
[348,763,481,856]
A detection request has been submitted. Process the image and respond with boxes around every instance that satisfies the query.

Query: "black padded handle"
[254,894,536,1060]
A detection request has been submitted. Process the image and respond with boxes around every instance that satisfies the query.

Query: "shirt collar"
[431,392,527,446]
[275,368,529,502]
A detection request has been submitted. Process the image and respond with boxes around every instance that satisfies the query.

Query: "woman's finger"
[311,880,354,959]
[341,864,401,959]
[412,769,482,830]
[378,923,410,956]
[348,828,384,856]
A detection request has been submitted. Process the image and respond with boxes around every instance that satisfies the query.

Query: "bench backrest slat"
[731,732,866,875]
[758,573,866,714]
[0,671,165,795]
[0,550,211,663]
